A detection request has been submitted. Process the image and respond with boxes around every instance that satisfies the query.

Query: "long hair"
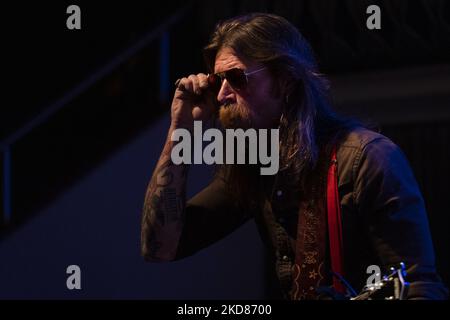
[204,13,358,209]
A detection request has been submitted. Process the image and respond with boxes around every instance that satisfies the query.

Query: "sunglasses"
[207,67,266,93]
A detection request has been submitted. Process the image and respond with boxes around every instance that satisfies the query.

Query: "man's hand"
[171,73,217,130]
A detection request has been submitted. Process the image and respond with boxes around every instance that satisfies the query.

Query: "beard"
[218,103,252,129]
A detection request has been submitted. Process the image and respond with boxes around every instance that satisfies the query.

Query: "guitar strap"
[291,147,345,299]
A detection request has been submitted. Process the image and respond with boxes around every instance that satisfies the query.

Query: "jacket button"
[276,190,282,197]
[282,255,289,261]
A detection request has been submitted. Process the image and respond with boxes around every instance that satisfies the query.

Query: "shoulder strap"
[326,147,345,294]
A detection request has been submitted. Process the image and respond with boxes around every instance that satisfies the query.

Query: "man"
[140,13,447,299]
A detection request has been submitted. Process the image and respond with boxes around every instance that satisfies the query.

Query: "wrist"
[169,121,193,132]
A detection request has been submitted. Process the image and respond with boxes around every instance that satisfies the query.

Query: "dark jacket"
[175,127,448,299]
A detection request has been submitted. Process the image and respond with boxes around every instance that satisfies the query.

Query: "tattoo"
[146,227,162,258]
[149,194,166,225]
[162,188,178,223]
[141,148,188,259]
[161,138,174,158]
[141,204,162,259]
[155,159,175,187]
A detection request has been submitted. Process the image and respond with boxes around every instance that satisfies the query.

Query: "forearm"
[141,126,188,261]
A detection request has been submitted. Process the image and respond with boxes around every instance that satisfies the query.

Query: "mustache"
[218,103,252,130]
[221,102,236,109]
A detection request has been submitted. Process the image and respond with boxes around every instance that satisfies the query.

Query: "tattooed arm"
[141,72,215,262]
[141,126,189,262]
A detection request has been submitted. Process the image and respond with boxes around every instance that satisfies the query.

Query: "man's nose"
[217,79,236,105]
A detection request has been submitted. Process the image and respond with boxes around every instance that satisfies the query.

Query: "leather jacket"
[175,127,448,299]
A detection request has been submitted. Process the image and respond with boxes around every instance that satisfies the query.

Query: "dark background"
[0,0,449,299]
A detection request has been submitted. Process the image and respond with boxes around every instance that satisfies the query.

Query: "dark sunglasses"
[207,67,266,93]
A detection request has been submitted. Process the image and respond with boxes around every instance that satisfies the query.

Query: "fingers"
[189,75,202,95]
[197,74,209,91]
[176,73,209,95]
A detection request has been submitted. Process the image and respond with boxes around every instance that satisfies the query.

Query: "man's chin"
[218,105,252,129]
